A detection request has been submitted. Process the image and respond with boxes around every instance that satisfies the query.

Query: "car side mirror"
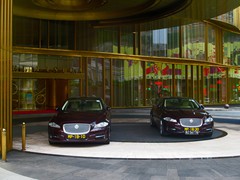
[199,104,205,109]
[158,104,163,109]
[56,107,62,111]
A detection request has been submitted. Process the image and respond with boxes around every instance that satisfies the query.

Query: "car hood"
[51,111,108,124]
[163,109,210,119]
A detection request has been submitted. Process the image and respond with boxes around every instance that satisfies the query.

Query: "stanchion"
[1,128,7,161]
[22,122,26,151]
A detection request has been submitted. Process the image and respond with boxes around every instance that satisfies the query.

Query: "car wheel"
[150,113,156,127]
[159,120,167,136]
[105,139,110,144]
[105,129,110,144]
[49,141,55,145]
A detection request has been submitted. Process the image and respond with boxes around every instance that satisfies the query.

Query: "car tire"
[104,129,110,144]
[150,113,156,127]
[105,139,110,144]
[49,141,55,145]
[159,120,167,136]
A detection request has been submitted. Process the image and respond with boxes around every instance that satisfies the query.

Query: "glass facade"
[12,13,240,111]
[141,27,179,57]
[182,23,205,60]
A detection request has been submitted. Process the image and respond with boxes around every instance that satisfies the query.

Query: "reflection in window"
[228,68,240,103]
[13,53,80,73]
[120,26,134,55]
[175,64,186,97]
[141,27,179,57]
[12,79,46,110]
[104,59,111,106]
[146,62,172,105]
[69,80,80,97]
[113,59,124,107]
[182,23,205,60]
[113,59,144,107]
[94,27,118,53]
[87,58,103,98]
[223,31,240,65]
[207,25,216,62]
[203,66,227,104]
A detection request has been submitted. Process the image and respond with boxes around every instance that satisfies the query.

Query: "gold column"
[0,0,12,151]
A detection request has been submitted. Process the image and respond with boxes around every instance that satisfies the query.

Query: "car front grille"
[63,123,90,135]
[180,118,202,127]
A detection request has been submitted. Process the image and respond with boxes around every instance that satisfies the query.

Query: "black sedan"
[150,97,214,137]
[48,97,111,144]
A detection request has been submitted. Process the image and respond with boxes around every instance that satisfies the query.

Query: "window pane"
[104,59,111,105]
[12,79,46,110]
[203,66,226,104]
[113,59,125,107]
[182,23,205,60]
[228,68,240,103]
[146,62,172,105]
[87,58,103,97]
[174,64,186,97]
[207,26,216,62]
[120,26,134,54]
[13,16,39,47]
[94,28,118,53]
[223,31,240,65]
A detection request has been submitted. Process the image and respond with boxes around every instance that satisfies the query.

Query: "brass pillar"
[0,0,12,151]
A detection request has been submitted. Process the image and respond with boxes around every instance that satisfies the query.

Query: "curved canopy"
[13,0,240,27]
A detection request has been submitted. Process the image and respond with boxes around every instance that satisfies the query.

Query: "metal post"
[22,122,26,151]
[2,128,7,161]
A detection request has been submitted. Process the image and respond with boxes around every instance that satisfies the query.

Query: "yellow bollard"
[2,128,7,161]
[22,122,26,151]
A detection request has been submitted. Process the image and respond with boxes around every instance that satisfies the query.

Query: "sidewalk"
[3,106,240,180]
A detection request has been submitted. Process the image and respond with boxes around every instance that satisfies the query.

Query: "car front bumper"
[48,127,110,143]
[164,122,214,136]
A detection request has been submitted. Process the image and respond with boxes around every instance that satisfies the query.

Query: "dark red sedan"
[150,97,214,137]
[48,97,111,144]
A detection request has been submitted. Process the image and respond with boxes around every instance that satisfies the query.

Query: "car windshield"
[164,98,200,109]
[62,99,103,112]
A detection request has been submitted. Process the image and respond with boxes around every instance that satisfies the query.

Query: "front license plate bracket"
[184,127,199,135]
[67,134,86,139]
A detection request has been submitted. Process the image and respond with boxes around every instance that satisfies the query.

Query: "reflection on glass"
[141,27,179,57]
[87,58,103,98]
[146,62,172,105]
[223,31,240,65]
[228,68,240,103]
[182,23,205,60]
[203,66,227,104]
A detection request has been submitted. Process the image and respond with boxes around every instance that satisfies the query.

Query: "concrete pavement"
[10,106,240,159]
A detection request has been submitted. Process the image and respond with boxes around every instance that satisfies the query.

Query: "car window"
[62,99,103,112]
[164,98,200,109]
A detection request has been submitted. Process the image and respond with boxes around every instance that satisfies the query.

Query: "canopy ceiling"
[13,0,240,28]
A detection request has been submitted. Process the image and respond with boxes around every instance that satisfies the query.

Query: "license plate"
[184,127,199,135]
[67,134,86,139]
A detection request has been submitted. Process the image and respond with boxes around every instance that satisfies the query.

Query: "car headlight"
[48,122,60,128]
[92,121,109,131]
[163,117,177,123]
[205,117,213,123]
[95,122,109,128]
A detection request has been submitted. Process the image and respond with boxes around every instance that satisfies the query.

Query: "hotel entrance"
[12,52,84,112]
[12,78,83,112]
